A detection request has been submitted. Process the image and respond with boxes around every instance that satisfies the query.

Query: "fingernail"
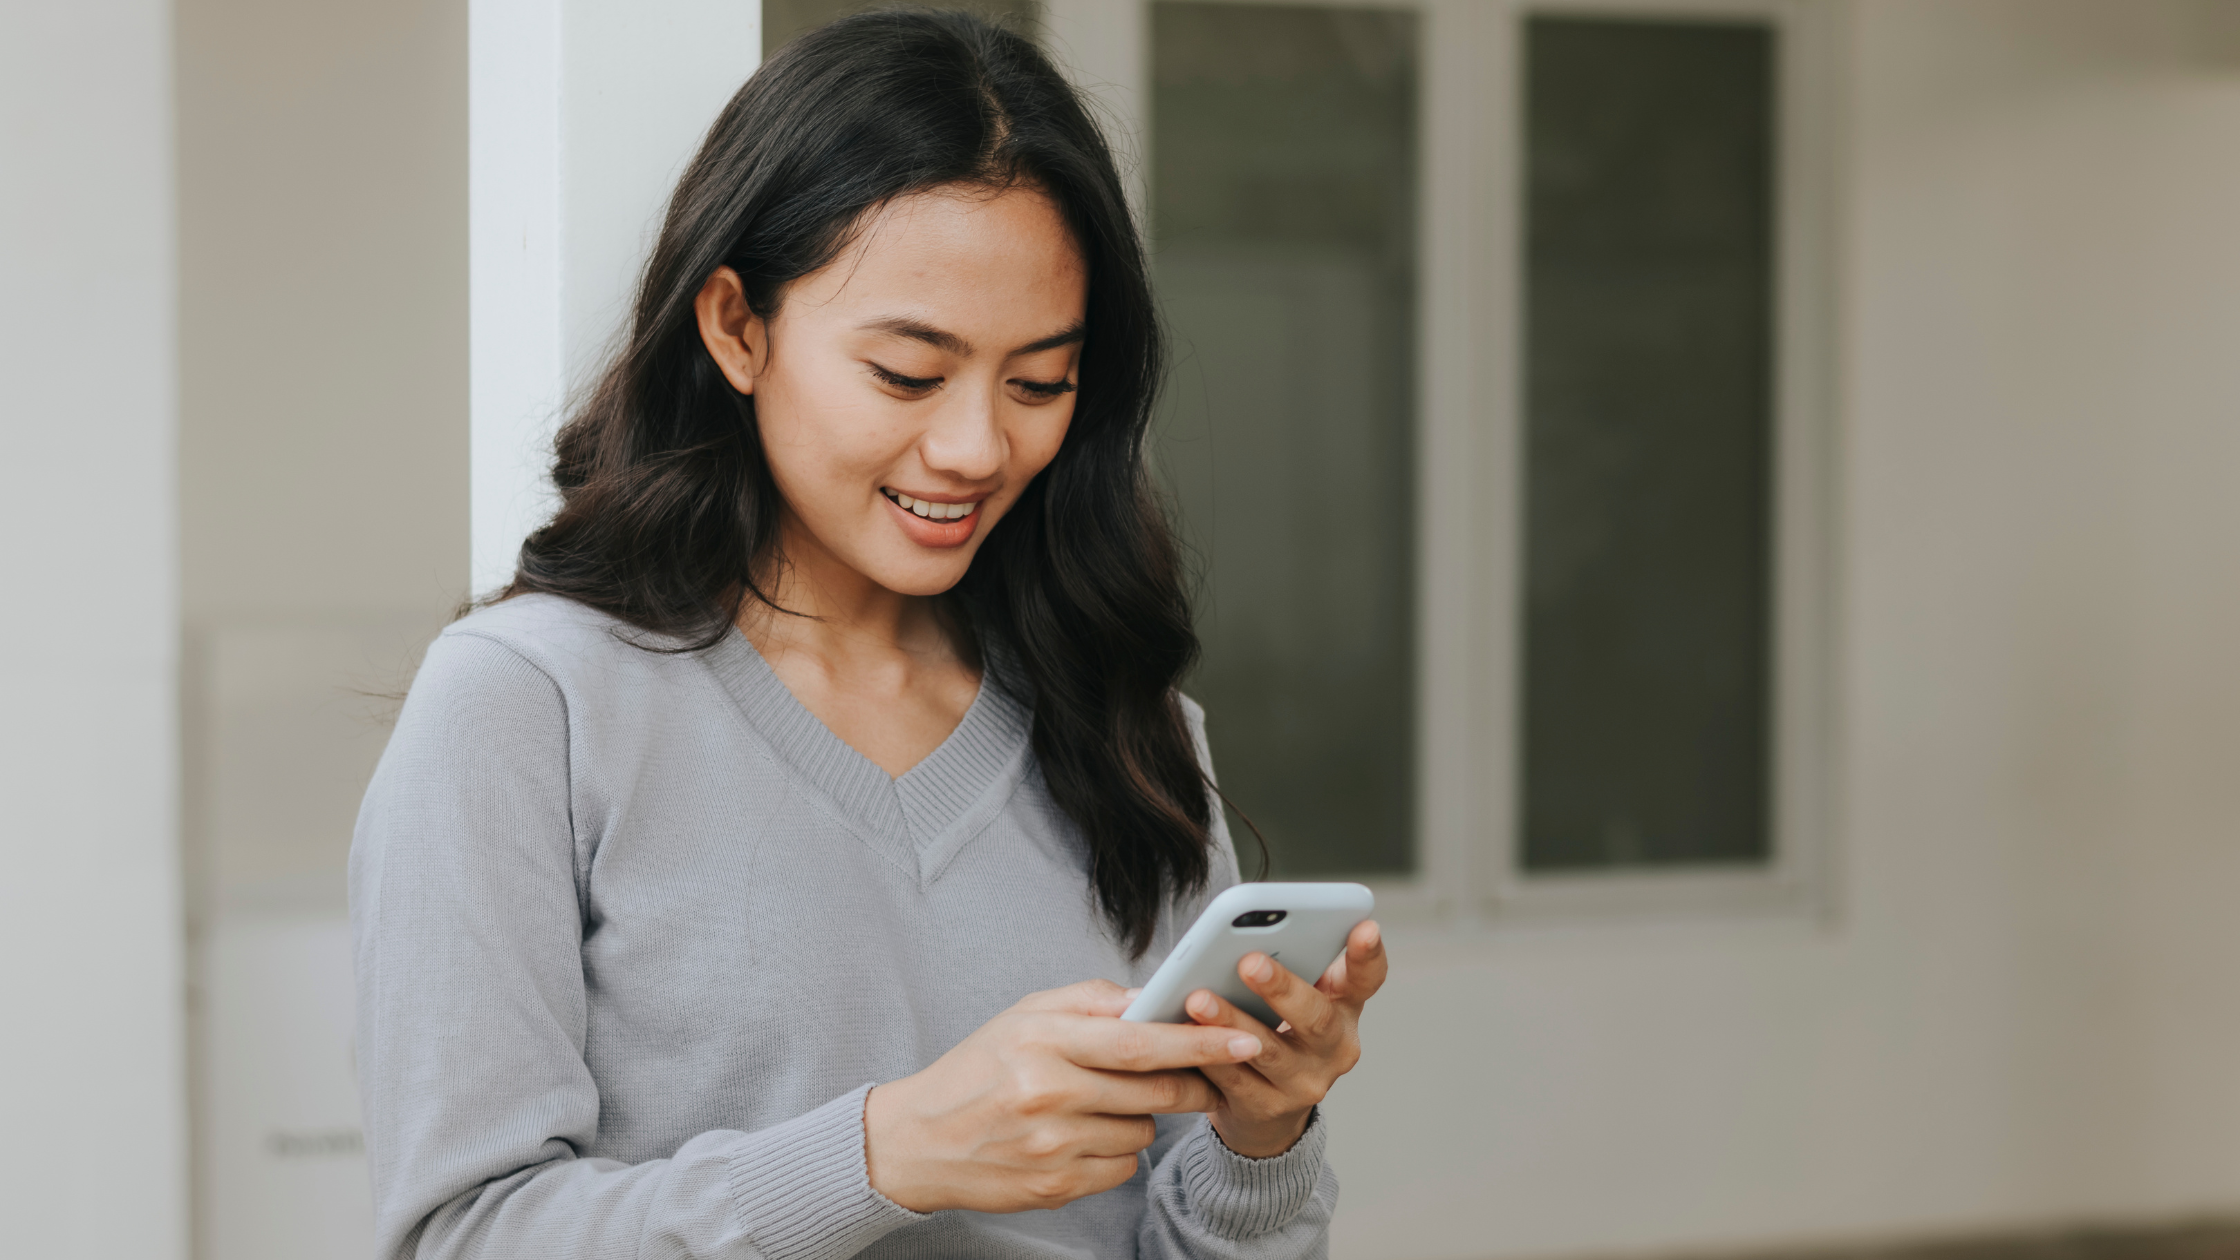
[1245,954,1274,982]
[1124,988,1143,1000]
[1228,1035,1260,1059]
[1189,992,1217,1018]
[1363,922,1382,949]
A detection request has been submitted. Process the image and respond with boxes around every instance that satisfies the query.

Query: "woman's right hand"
[863,979,1263,1213]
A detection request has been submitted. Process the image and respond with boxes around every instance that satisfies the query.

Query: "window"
[1519,16,1776,873]
[1095,0,1831,912]
[1498,1,1835,909]
[1149,2,1422,877]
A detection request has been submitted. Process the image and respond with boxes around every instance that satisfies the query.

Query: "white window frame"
[1041,0,1840,926]
[1475,0,1840,921]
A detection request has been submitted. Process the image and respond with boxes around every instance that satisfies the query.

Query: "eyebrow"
[859,316,1086,359]
[1014,321,1087,355]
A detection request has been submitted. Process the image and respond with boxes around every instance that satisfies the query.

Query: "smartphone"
[1120,882,1375,1026]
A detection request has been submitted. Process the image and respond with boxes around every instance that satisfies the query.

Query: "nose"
[918,380,1006,483]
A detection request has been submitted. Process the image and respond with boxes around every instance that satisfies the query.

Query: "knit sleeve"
[1138,1113,1339,1258]
[348,629,922,1260]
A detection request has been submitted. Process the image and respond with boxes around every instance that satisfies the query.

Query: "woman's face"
[697,184,1089,599]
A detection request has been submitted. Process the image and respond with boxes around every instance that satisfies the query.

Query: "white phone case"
[1120,882,1375,1026]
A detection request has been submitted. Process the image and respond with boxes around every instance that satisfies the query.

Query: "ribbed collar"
[700,629,1034,886]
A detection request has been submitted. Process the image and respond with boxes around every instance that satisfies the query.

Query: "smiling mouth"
[882,488,979,521]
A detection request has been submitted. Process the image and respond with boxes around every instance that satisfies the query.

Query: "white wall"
[0,3,190,1257]
[178,0,468,633]
[1324,3,2240,1256]
[175,1,470,1254]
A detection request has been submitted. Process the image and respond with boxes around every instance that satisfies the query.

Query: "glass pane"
[1519,17,1776,872]
[1151,2,1419,877]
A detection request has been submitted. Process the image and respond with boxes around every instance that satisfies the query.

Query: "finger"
[1183,988,1293,1074]
[1236,952,1342,1049]
[1199,1058,1285,1112]
[1016,978,1134,1018]
[1076,1152,1147,1199]
[1071,1113,1162,1159]
[1316,951,1348,997]
[1081,1066,1223,1116]
[1329,920,1387,1009]
[1054,1014,1261,1073]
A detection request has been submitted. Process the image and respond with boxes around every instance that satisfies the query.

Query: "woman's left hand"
[1181,919,1387,1158]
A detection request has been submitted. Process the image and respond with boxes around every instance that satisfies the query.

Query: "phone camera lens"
[1231,910,1287,928]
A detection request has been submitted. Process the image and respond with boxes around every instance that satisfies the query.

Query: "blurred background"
[6,0,2240,1257]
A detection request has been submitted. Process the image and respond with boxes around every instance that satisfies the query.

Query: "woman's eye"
[1012,378,1077,402]
[869,363,941,394]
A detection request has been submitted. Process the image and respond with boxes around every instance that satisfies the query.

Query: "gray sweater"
[349,594,1336,1260]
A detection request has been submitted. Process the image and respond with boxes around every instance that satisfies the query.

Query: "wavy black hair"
[502,9,1218,956]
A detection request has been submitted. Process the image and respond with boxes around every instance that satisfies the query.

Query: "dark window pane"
[1152,2,1419,876]
[1520,17,1775,872]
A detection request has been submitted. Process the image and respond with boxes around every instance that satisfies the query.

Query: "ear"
[694,266,767,395]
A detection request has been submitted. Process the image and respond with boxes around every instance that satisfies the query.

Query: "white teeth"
[887,490,975,521]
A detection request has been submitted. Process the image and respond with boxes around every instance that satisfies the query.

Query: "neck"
[740,512,966,675]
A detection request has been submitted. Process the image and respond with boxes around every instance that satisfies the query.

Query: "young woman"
[352,12,1385,1258]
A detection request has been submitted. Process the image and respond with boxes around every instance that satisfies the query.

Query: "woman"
[352,12,1385,1258]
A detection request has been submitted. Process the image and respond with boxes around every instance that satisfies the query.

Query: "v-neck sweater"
[348,594,1336,1260]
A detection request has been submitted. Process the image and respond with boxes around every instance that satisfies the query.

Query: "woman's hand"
[863,980,1263,1214]
[1185,920,1387,1158]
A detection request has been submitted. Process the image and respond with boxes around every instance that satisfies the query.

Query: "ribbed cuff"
[726,1084,926,1260]
[1179,1109,1329,1239]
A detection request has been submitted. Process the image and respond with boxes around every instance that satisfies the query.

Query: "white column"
[0,2,188,1256]
[470,0,763,595]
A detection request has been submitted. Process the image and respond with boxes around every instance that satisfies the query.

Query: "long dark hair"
[503,9,1214,956]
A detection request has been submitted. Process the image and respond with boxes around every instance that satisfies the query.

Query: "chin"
[867,552,978,598]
